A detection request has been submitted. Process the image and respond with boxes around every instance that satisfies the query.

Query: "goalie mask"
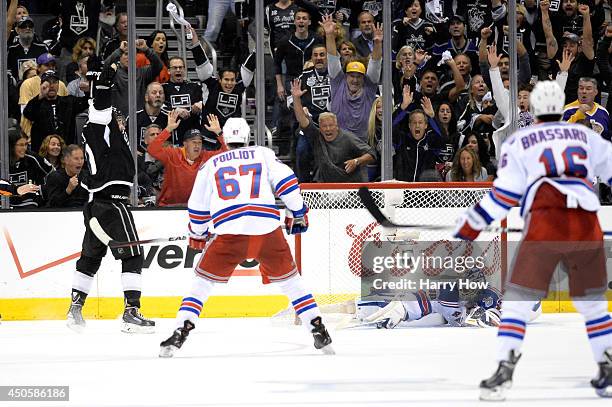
[459,267,487,301]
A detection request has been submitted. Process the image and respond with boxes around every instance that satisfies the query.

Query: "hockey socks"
[277,275,322,327]
[121,272,143,308]
[572,296,612,363]
[585,315,612,363]
[175,277,215,329]
[71,271,94,305]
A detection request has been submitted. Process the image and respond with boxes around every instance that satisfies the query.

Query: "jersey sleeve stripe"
[275,174,298,194]
[491,188,520,207]
[188,208,211,224]
[488,192,513,210]
[474,203,494,224]
[189,209,211,216]
[277,181,300,196]
[493,186,521,200]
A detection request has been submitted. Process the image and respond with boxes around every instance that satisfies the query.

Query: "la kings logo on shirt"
[70,2,89,35]
[406,34,426,51]
[171,94,192,111]
[9,171,27,186]
[217,92,238,117]
[363,1,382,17]
[305,73,331,110]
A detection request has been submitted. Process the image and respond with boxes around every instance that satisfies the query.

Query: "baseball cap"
[449,15,465,24]
[16,16,34,28]
[40,70,60,83]
[37,53,56,66]
[561,33,580,44]
[183,128,203,141]
[346,61,366,75]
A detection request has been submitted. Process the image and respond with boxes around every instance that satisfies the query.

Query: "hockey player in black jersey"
[67,59,154,334]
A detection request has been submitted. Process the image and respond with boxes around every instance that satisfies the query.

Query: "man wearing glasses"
[162,56,203,143]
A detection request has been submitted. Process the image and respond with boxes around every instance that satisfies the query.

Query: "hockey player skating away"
[455,81,612,400]
[159,118,333,357]
[67,60,155,334]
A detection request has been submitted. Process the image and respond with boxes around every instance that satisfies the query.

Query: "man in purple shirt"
[321,14,382,142]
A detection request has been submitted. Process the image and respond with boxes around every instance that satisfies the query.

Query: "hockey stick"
[89,217,187,249]
[357,187,523,234]
[358,187,612,236]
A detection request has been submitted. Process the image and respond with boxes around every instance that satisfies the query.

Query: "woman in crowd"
[457,74,496,155]
[38,134,65,171]
[461,133,495,181]
[337,40,357,67]
[9,130,49,208]
[445,146,488,182]
[393,45,418,105]
[66,37,96,84]
[137,30,170,83]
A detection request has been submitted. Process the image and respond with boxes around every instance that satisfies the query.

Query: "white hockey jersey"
[477,122,612,222]
[187,146,304,235]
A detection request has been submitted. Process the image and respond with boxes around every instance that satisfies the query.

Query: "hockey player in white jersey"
[159,118,333,357]
[454,81,612,400]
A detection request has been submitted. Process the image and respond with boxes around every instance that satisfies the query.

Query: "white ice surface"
[0,313,609,407]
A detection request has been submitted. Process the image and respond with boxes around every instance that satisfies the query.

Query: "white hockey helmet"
[529,80,565,118]
[222,118,251,146]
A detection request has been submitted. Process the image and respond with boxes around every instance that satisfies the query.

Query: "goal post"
[295,182,506,307]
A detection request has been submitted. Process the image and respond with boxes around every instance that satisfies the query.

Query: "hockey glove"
[453,204,490,241]
[188,224,212,251]
[96,61,118,89]
[285,204,309,235]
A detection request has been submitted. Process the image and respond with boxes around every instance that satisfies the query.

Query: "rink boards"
[1,207,611,320]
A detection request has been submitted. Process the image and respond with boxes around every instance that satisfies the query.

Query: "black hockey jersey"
[7,42,48,80]
[392,18,435,53]
[202,78,245,127]
[81,89,135,201]
[162,80,203,141]
[58,0,101,52]
[127,108,170,146]
[296,67,331,123]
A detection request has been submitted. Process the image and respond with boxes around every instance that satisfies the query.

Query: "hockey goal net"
[295,182,506,307]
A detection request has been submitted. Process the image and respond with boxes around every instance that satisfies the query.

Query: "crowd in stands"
[4,0,612,209]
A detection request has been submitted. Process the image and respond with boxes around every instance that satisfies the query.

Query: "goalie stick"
[357,187,612,236]
[89,217,187,249]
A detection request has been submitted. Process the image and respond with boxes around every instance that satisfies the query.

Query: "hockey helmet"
[222,118,251,146]
[529,80,565,118]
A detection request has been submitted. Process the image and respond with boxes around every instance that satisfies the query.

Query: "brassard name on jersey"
[520,127,588,149]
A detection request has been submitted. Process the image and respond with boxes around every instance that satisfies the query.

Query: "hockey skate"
[310,317,334,355]
[159,320,195,358]
[591,348,612,398]
[121,307,155,334]
[480,350,522,401]
[67,304,86,333]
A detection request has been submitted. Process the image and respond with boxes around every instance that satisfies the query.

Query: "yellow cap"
[346,61,366,75]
